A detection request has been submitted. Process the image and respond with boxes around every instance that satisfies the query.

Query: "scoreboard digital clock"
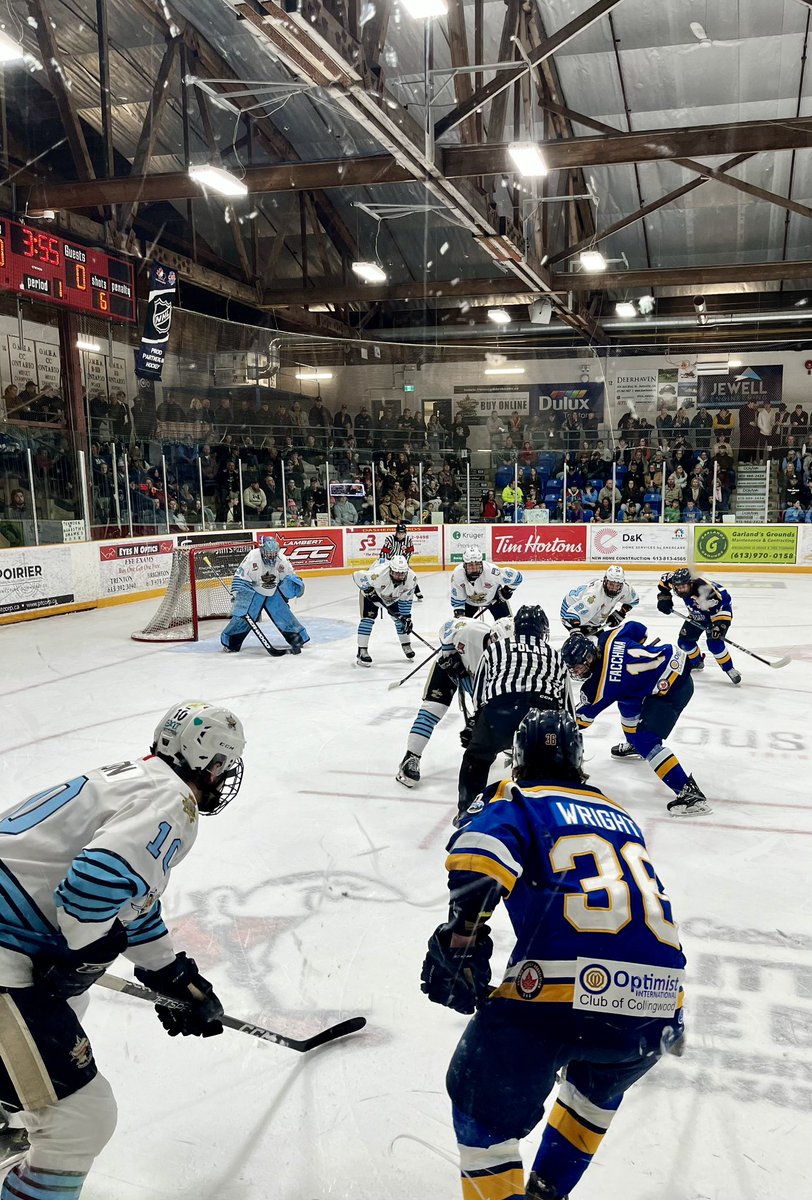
[0,216,136,322]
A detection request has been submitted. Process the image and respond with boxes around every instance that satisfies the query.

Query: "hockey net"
[132,542,253,642]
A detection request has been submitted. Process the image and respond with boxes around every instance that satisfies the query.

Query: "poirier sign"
[490,525,587,563]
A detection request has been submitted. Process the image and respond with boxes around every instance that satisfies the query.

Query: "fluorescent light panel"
[295,371,333,381]
[615,301,637,318]
[351,261,387,283]
[580,250,607,271]
[76,338,100,352]
[507,142,548,177]
[400,0,448,17]
[0,30,24,62]
[484,367,526,376]
[188,164,248,197]
[487,308,511,325]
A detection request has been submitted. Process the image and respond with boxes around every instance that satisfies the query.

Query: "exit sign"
[403,383,415,393]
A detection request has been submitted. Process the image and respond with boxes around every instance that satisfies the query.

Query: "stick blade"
[387,680,402,690]
[769,656,791,669]
[300,1015,367,1052]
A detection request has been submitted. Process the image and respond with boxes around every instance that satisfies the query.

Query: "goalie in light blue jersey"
[420,709,686,1200]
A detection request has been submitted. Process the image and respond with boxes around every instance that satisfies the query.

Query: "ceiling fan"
[686,20,742,51]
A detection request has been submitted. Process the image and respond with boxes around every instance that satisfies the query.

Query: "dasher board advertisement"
[271,529,345,571]
[99,539,174,599]
[0,546,74,615]
[345,526,441,568]
[490,525,587,563]
[589,524,689,564]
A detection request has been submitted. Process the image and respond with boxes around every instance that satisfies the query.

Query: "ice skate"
[396,753,421,788]
[402,642,415,660]
[727,668,742,685]
[611,741,641,759]
[356,649,372,667]
[526,1172,568,1199]
[667,775,713,817]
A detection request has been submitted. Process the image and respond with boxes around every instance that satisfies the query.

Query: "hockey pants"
[456,601,511,622]
[357,593,412,651]
[678,618,736,676]
[447,1001,683,1200]
[624,671,694,795]
[221,577,309,652]
[407,659,465,757]
[457,695,556,817]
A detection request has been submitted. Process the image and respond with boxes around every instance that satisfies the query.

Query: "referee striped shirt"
[473,636,567,710]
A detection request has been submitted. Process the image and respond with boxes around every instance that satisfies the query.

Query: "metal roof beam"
[260,277,560,308]
[557,261,812,292]
[120,36,181,232]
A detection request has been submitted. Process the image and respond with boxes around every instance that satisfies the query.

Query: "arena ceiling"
[4,0,812,351]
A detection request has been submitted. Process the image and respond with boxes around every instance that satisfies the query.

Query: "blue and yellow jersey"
[445,776,685,1005]
[574,622,686,733]
[658,572,732,624]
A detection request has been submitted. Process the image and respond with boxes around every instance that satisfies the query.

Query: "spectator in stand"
[2,383,18,420]
[501,479,524,511]
[167,497,190,531]
[664,473,681,510]
[303,477,328,521]
[598,479,621,509]
[581,481,599,510]
[480,489,500,523]
[773,402,791,452]
[486,411,504,451]
[519,440,535,469]
[622,479,642,511]
[616,406,636,435]
[686,474,708,513]
[639,502,656,522]
[562,410,582,454]
[396,408,415,448]
[682,499,702,522]
[437,466,462,522]
[331,491,358,525]
[403,482,421,524]
[524,486,539,511]
[108,391,130,444]
[756,400,776,460]
[333,403,353,445]
[523,411,544,447]
[738,396,759,462]
[782,435,804,475]
[625,448,646,487]
[691,405,714,450]
[789,403,809,438]
[507,409,524,441]
[524,466,543,495]
[592,497,613,523]
[713,406,735,442]
[784,499,807,523]
[451,417,471,457]
[618,497,641,522]
[427,411,445,456]
[671,408,692,443]
[234,397,253,434]
[673,464,689,497]
[243,478,266,522]
[354,404,372,450]
[539,408,560,449]
[308,396,331,446]
[567,496,586,522]
[156,394,185,423]
[302,434,326,469]
[614,435,631,467]
[288,400,305,446]
[656,402,674,441]
[89,391,110,441]
[213,396,233,432]
[664,497,682,523]
[380,487,406,524]
[693,448,711,476]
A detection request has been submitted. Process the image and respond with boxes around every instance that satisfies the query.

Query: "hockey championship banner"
[490,524,587,564]
[134,262,177,381]
[344,525,441,569]
[590,524,689,565]
[271,529,344,572]
[693,525,797,565]
[99,539,174,600]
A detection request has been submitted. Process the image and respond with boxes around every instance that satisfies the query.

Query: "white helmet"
[603,565,625,597]
[491,616,514,641]
[152,701,246,815]
[389,554,409,582]
[462,545,484,579]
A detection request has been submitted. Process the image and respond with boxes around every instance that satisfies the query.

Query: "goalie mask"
[152,701,246,815]
[603,565,625,598]
[462,546,484,580]
[259,536,280,566]
[389,554,409,584]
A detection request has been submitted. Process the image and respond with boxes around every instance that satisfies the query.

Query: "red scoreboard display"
[0,216,136,322]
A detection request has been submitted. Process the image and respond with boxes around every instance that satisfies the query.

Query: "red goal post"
[132,541,253,642]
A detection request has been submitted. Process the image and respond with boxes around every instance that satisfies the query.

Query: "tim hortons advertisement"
[99,539,174,599]
[589,524,689,565]
[490,525,587,564]
[345,526,442,569]
[272,529,344,572]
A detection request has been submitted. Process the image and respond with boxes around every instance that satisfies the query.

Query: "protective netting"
[131,543,252,642]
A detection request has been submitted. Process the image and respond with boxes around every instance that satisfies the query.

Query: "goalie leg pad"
[263,592,310,643]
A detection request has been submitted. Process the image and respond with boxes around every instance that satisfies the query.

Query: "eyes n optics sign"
[697,364,783,410]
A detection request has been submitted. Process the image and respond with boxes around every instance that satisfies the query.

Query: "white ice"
[2,568,811,1200]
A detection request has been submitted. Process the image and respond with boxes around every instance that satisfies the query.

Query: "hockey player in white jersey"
[221,535,309,654]
[450,547,522,620]
[0,701,245,1200]
[354,554,417,666]
[560,564,639,634]
[378,521,423,600]
[396,616,513,787]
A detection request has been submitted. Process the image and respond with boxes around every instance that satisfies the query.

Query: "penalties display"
[0,216,136,322]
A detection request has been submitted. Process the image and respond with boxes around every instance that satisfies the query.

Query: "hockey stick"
[203,555,288,657]
[96,973,366,1052]
[386,606,488,690]
[671,608,790,669]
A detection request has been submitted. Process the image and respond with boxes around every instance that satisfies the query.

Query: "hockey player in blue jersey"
[421,709,686,1200]
[0,701,245,1200]
[657,567,741,684]
[221,536,308,654]
[561,622,711,817]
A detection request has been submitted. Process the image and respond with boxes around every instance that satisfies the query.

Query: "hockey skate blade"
[667,799,713,818]
[395,773,416,789]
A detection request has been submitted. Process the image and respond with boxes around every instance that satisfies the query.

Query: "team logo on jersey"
[132,887,159,916]
[515,960,544,1000]
[183,793,197,823]
[466,798,484,816]
[579,963,611,994]
[70,1036,93,1069]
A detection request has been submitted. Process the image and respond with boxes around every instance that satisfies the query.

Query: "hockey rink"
[2,567,810,1200]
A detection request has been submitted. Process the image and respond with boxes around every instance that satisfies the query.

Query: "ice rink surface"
[2,567,811,1200]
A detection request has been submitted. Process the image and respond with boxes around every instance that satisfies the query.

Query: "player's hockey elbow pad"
[657,594,673,614]
[420,925,493,1014]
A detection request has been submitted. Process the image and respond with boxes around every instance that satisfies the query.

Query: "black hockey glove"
[439,652,466,682]
[33,921,128,999]
[459,717,476,748]
[399,614,413,635]
[498,585,514,601]
[657,593,674,615]
[604,611,624,629]
[420,925,493,1014]
[134,953,224,1038]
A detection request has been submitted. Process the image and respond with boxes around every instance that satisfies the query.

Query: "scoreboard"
[0,216,136,322]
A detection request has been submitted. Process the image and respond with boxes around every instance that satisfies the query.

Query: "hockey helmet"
[603,565,625,597]
[394,522,408,539]
[491,616,514,641]
[513,605,550,642]
[462,545,484,580]
[259,536,280,565]
[152,701,246,815]
[512,709,585,783]
[389,554,409,584]
[670,567,693,596]
[561,631,599,680]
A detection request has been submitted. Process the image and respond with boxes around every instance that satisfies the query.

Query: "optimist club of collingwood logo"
[579,963,611,994]
[515,960,545,1000]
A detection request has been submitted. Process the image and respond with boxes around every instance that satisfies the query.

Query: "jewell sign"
[490,525,587,563]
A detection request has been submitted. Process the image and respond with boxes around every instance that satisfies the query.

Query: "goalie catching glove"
[420,924,493,1014]
[134,952,224,1038]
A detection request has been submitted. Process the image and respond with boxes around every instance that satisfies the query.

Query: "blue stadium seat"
[495,466,513,488]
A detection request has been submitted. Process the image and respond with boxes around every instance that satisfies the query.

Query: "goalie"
[221,536,309,654]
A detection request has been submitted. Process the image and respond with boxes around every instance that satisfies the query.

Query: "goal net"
[132,542,253,642]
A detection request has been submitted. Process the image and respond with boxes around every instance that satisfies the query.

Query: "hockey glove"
[657,594,674,615]
[399,614,413,635]
[420,925,493,1014]
[33,921,128,999]
[710,619,729,641]
[134,952,224,1038]
[604,611,624,629]
[459,717,476,748]
[498,585,514,601]
[361,586,377,599]
[386,602,402,620]
[439,652,466,682]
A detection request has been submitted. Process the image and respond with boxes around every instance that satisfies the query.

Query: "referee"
[457,605,566,822]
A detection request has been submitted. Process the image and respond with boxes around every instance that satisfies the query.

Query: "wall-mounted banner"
[177,530,253,548]
[490,524,587,563]
[445,524,490,563]
[0,546,74,615]
[454,385,530,418]
[538,382,604,421]
[590,523,689,564]
[99,539,174,599]
[134,262,177,381]
[693,525,797,565]
[697,364,783,410]
[613,368,658,415]
[345,525,441,569]
[272,529,345,571]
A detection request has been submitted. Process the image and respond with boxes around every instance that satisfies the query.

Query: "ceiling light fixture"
[487,308,511,325]
[400,0,449,17]
[0,30,25,62]
[484,367,526,376]
[615,301,637,318]
[351,261,387,283]
[295,370,333,381]
[507,142,548,177]
[579,250,607,271]
[76,337,101,353]
[188,164,248,197]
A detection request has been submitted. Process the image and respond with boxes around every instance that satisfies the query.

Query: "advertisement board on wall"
[177,530,254,548]
[454,385,530,418]
[590,524,689,564]
[491,525,587,563]
[273,529,345,572]
[0,546,74,615]
[538,382,604,422]
[99,539,174,599]
[697,365,783,410]
[693,525,798,565]
[797,523,812,566]
[445,525,490,562]
[345,525,441,569]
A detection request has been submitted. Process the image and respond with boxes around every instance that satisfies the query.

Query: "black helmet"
[671,567,693,593]
[561,632,599,680]
[513,605,549,642]
[512,709,584,782]
[395,522,407,537]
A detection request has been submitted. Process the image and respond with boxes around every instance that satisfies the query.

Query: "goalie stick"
[96,973,366,1052]
[671,608,791,669]
[203,554,288,657]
